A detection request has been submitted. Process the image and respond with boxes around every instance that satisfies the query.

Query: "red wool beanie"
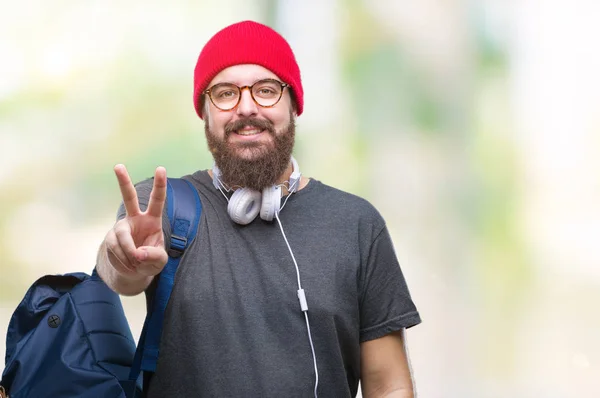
[193,20,303,119]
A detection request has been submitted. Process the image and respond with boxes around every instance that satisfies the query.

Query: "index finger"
[146,166,167,218]
[114,164,141,216]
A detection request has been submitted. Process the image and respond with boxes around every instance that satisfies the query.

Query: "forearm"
[380,387,414,398]
[96,240,153,296]
[361,329,416,398]
[362,383,414,398]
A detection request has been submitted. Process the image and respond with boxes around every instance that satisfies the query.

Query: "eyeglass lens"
[209,79,284,110]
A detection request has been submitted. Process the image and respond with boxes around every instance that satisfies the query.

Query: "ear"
[203,97,212,124]
[287,90,298,115]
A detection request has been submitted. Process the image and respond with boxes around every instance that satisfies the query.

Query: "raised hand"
[104,164,169,279]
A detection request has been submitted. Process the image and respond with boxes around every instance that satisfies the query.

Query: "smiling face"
[203,64,297,191]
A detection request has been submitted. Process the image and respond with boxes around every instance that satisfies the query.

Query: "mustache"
[224,117,275,136]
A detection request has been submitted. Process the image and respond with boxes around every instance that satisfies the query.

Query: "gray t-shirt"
[120,170,421,397]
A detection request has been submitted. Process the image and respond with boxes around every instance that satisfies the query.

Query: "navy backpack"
[0,178,202,398]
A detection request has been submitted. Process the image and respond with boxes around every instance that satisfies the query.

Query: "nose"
[236,87,259,117]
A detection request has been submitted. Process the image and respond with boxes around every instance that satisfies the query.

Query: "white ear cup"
[260,185,282,222]
[227,188,262,225]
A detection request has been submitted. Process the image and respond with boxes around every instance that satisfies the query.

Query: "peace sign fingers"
[147,166,167,218]
[114,164,141,217]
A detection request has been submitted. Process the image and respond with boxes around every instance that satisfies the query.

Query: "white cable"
[217,186,230,202]
[278,177,299,212]
[214,176,232,202]
[275,214,302,291]
[303,312,319,398]
[279,187,293,212]
[275,213,319,398]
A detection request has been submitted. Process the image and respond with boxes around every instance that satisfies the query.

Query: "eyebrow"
[212,77,278,86]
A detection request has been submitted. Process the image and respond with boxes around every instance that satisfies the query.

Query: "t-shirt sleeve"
[358,224,421,342]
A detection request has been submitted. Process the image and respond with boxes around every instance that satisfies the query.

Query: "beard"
[205,113,296,191]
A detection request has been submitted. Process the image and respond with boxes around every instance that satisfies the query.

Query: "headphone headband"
[288,157,301,193]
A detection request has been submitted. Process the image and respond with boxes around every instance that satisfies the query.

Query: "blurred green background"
[1,1,599,396]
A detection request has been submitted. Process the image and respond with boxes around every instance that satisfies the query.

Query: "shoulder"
[307,179,381,212]
[300,179,386,230]
[180,170,213,192]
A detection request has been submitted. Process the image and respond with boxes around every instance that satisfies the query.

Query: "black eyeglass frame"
[202,79,290,111]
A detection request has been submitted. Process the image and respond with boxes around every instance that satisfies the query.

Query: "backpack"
[0,178,202,398]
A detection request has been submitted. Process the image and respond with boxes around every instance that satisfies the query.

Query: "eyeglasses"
[203,79,290,111]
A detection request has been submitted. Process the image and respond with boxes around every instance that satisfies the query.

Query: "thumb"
[134,246,168,274]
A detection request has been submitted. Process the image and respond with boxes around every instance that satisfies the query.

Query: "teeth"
[237,129,260,136]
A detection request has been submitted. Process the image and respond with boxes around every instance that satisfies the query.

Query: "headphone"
[211,156,320,396]
[211,156,302,225]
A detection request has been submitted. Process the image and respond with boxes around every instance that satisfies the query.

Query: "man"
[97,20,421,397]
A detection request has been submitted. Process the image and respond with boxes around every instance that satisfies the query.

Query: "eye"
[217,90,236,99]
[258,88,275,95]
[211,84,239,101]
[253,81,280,97]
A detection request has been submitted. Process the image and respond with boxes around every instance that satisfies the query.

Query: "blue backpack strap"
[128,178,202,387]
